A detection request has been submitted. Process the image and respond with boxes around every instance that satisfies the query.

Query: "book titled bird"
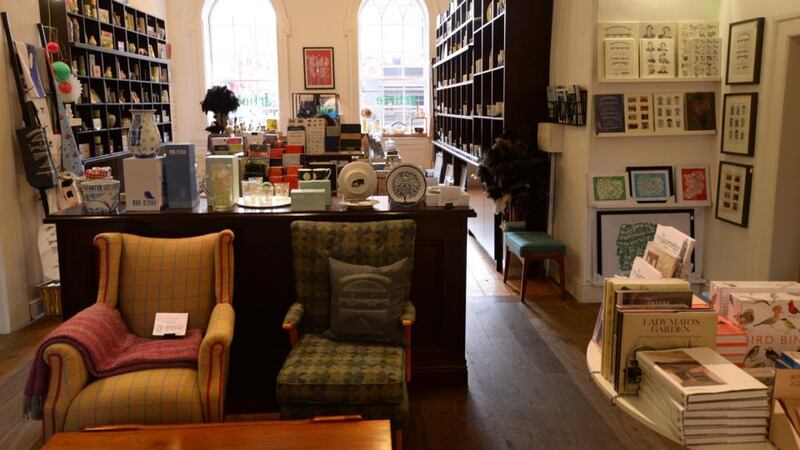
[731,292,800,368]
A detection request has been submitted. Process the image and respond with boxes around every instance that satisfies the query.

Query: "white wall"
[167,0,447,152]
[0,0,165,333]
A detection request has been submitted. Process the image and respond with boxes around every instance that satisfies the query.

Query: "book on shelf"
[597,277,692,381]
[636,347,768,407]
[709,280,800,320]
[612,307,716,395]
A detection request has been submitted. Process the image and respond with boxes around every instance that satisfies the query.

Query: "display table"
[45,197,475,413]
[42,419,391,450]
[586,343,775,449]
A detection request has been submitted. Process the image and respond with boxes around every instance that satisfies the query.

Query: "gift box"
[163,143,199,209]
[290,188,326,211]
[206,155,240,211]
[123,156,166,210]
[299,180,331,206]
[731,292,800,367]
[711,281,800,320]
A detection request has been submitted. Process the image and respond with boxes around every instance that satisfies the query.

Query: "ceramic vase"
[78,179,120,214]
[128,109,161,158]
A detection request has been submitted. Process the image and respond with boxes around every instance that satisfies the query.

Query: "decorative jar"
[128,109,162,158]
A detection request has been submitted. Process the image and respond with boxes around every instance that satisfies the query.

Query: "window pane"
[207,0,279,126]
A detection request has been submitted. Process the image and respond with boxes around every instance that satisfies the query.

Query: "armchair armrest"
[400,301,415,383]
[42,342,89,440]
[199,303,235,423]
[282,303,304,349]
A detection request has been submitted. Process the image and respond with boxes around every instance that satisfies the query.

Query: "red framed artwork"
[303,47,335,90]
[675,165,711,206]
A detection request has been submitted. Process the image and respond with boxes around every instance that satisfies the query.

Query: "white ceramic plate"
[236,196,291,209]
[340,199,379,209]
[386,163,426,205]
[338,161,377,200]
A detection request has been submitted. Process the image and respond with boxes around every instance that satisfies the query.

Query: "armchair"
[277,220,417,447]
[42,230,235,440]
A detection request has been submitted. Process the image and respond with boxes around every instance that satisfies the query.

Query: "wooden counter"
[45,197,475,413]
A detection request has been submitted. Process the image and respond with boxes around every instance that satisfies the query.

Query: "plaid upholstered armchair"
[278,220,417,446]
[41,231,235,439]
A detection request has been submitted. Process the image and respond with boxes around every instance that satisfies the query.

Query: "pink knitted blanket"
[24,303,201,420]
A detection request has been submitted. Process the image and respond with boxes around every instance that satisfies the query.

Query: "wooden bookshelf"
[431,0,553,270]
[40,0,173,175]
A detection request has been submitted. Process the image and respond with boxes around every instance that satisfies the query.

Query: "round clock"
[386,163,426,206]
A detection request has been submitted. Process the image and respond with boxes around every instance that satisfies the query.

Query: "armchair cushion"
[63,368,203,432]
[325,257,411,345]
[283,303,305,328]
[276,334,405,405]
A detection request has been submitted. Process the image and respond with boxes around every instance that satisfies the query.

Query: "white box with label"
[123,156,166,210]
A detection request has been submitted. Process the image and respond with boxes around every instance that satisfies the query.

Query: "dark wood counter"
[45,197,475,413]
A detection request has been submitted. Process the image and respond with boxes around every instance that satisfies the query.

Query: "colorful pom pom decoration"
[58,82,72,94]
[46,42,60,54]
[63,76,83,103]
[52,61,71,83]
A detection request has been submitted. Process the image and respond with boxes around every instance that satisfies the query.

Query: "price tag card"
[153,312,188,337]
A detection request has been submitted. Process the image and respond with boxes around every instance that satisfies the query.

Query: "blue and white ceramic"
[128,110,162,158]
[78,179,120,214]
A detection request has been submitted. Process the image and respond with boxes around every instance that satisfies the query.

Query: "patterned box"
[711,281,800,320]
[730,292,800,367]
[163,143,199,209]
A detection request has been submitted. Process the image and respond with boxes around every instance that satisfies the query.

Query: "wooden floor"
[0,236,680,450]
[403,237,681,450]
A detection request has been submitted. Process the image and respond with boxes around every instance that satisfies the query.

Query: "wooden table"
[45,197,475,412]
[43,419,392,450]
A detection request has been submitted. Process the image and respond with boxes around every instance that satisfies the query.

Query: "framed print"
[653,93,684,133]
[588,173,631,207]
[604,38,638,79]
[596,22,638,79]
[675,165,711,206]
[721,93,758,156]
[623,93,653,134]
[303,47,335,90]
[627,166,673,203]
[595,209,695,279]
[685,92,716,131]
[726,17,765,84]
[716,161,753,227]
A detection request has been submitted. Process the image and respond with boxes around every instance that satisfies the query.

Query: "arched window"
[358,0,429,132]
[204,0,279,128]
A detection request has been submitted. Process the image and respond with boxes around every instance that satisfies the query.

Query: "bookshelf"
[39,0,173,175]
[431,0,553,270]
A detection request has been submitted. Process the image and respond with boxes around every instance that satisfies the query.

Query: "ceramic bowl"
[78,179,120,214]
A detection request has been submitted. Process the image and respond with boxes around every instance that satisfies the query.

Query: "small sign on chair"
[153,313,188,337]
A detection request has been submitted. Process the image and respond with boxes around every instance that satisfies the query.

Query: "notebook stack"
[637,347,769,446]
[715,316,748,367]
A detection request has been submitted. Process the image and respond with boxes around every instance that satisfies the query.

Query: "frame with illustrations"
[715,161,753,227]
[725,17,765,85]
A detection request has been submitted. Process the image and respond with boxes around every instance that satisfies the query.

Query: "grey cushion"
[325,257,411,345]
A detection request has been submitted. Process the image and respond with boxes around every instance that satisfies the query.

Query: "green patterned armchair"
[277,220,417,446]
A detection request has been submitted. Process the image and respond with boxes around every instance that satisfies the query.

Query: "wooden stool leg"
[502,246,511,284]
[557,254,567,299]
[520,256,530,302]
[394,429,404,450]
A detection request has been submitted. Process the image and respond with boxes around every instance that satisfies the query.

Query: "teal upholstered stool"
[503,222,567,301]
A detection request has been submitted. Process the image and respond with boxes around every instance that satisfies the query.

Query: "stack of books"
[715,316,748,367]
[638,347,769,446]
[630,225,696,280]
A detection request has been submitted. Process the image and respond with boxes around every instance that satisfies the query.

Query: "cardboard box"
[771,370,800,450]
[711,281,800,320]
[731,292,800,367]
[299,180,331,206]
[290,189,326,211]
[123,156,166,210]
[163,143,199,209]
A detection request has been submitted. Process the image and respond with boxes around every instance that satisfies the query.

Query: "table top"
[43,419,392,450]
[586,343,775,450]
[45,196,476,222]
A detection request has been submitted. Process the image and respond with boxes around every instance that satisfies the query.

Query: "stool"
[503,223,567,301]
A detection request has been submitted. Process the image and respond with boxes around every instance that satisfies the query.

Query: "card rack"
[546,86,588,126]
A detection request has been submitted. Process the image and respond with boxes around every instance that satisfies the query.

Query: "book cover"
[685,92,716,131]
[615,290,693,308]
[637,347,768,407]
[652,224,695,279]
[614,309,717,395]
[716,316,748,345]
[594,94,625,134]
[709,280,800,320]
[643,242,679,278]
[604,38,638,79]
[730,292,800,367]
[629,256,662,280]
[600,278,691,380]
[640,38,675,79]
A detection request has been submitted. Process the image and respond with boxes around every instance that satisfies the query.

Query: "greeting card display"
[604,38,638,79]
[721,93,758,156]
[675,165,711,206]
[678,22,720,79]
[716,162,753,227]
[623,93,652,134]
[594,94,625,134]
[639,22,677,39]
[627,166,673,203]
[597,22,637,79]
[588,174,631,207]
[653,93,684,133]
[640,39,675,79]
[684,92,716,131]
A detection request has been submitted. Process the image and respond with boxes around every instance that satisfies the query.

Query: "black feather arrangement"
[200,86,240,134]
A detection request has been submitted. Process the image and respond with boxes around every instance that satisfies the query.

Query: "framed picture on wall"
[721,93,758,156]
[627,166,674,203]
[675,165,712,206]
[725,17,765,85]
[595,209,696,279]
[715,161,753,228]
[303,47,335,90]
[588,173,632,207]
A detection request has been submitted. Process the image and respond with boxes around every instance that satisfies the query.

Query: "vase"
[128,109,161,158]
